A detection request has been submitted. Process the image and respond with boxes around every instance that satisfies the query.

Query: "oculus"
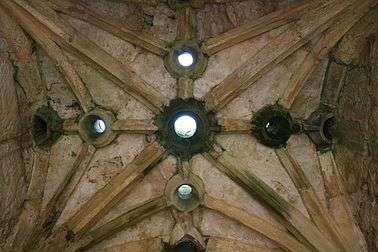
[174,115,197,139]
[164,40,207,79]
[177,184,193,200]
[32,105,63,147]
[177,51,195,67]
[303,108,336,152]
[251,104,298,148]
[78,109,117,148]
[155,98,217,159]
[165,173,205,212]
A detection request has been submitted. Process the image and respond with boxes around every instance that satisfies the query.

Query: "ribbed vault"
[0,0,377,251]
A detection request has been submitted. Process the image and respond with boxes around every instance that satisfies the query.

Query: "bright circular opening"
[174,115,197,138]
[177,52,194,67]
[177,184,193,200]
[93,119,106,134]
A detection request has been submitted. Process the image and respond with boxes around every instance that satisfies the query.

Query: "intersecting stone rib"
[64,142,166,236]
[275,148,350,252]
[62,118,79,134]
[178,158,191,178]
[217,118,251,134]
[278,49,320,109]
[279,0,376,109]
[317,151,368,252]
[72,196,168,251]
[177,77,194,99]
[174,8,197,95]
[6,149,50,250]
[7,0,168,114]
[49,0,169,56]
[23,144,96,251]
[176,7,197,40]
[44,144,96,228]
[202,0,358,112]
[203,195,311,252]
[202,0,313,56]
[0,0,95,113]
[112,119,158,134]
[203,143,340,252]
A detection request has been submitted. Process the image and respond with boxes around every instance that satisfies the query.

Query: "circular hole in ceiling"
[177,184,193,200]
[171,240,198,252]
[322,116,336,141]
[93,118,106,134]
[177,51,194,67]
[174,115,197,138]
[85,115,107,137]
[264,116,292,140]
[155,98,217,159]
[33,115,48,139]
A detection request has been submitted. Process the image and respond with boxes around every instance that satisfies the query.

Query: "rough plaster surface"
[0,0,377,251]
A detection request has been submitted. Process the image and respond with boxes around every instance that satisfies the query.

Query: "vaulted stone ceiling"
[0,0,377,251]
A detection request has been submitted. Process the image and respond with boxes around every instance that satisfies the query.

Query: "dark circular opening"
[33,115,48,139]
[84,115,107,138]
[264,116,292,140]
[322,116,336,141]
[171,240,198,252]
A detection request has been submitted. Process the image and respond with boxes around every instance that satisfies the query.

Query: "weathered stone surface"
[197,1,277,41]
[0,0,377,251]
[290,58,328,119]
[57,134,146,226]
[0,53,27,247]
[321,7,378,250]
[42,135,83,208]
